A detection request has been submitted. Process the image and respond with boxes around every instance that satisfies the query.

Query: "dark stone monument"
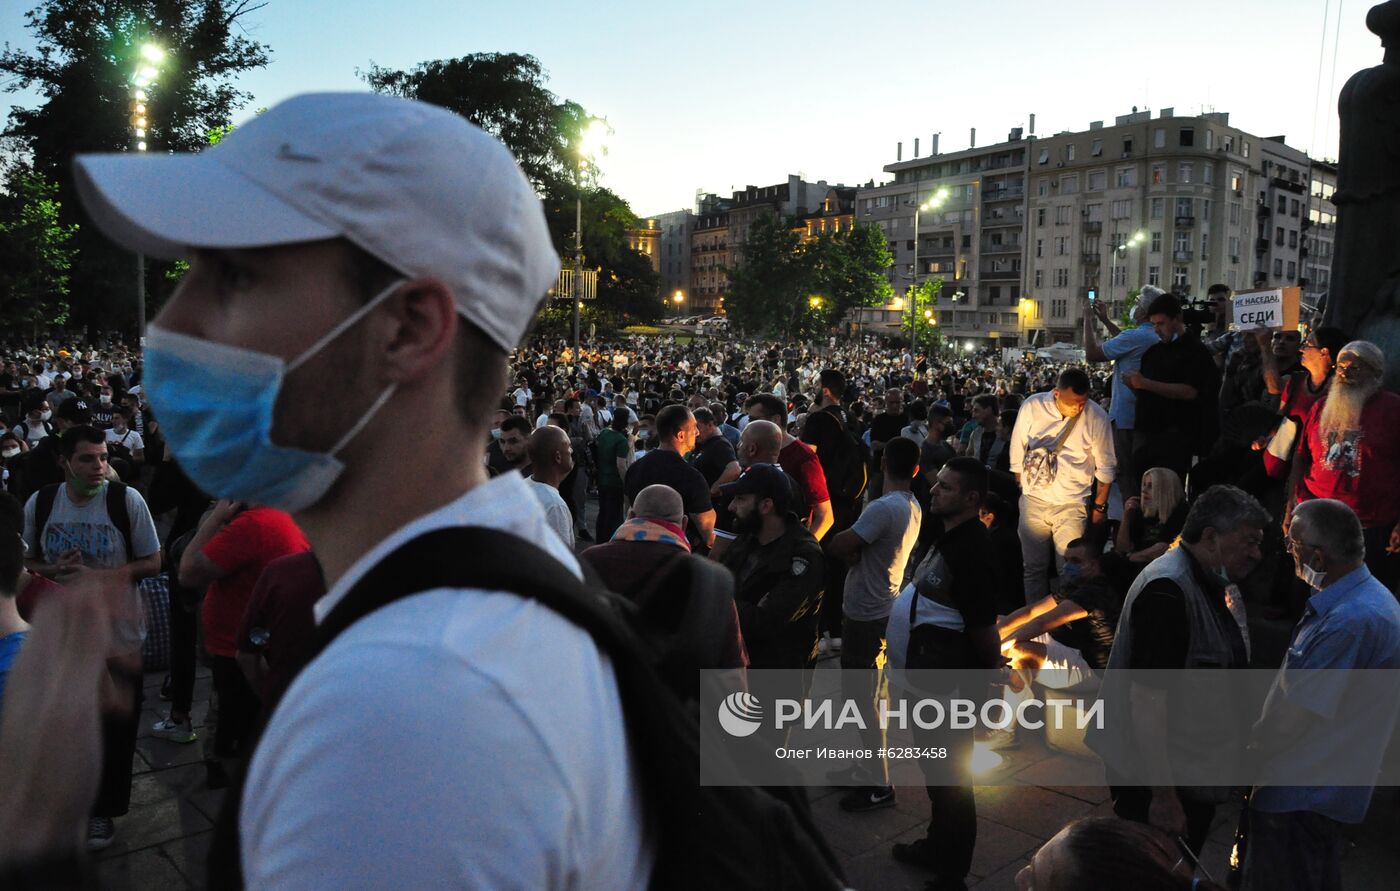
[1330,0,1400,387]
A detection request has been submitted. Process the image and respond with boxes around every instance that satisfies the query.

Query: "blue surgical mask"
[1061,563,1082,582]
[143,281,401,512]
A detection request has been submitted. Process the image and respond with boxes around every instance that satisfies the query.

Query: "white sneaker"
[151,716,197,744]
[981,726,1020,751]
[829,636,842,654]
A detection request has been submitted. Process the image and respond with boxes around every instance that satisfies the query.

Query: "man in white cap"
[73,93,651,887]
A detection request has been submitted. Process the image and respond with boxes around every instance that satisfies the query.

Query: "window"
[1154,128,1166,148]
[1150,231,1163,252]
[1091,139,1103,157]
[1273,259,1283,276]
[1230,170,1244,193]
[1173,266,1189,287]
[1150,197,1164,219]
[1229,235,1241,258]
[1111,199,1132,219]
[1290,199,1300,217]
[1176,197,1193,219]
[1054,268,1069,287]
[1287,261,1297,279]
[1277,194,1287,213]
[1036,208,1047,226]
[1038,178,1050,197]
[1203,165,1213,185]
[1275,226,1285,245]
[1205,130,1214,150]
[1035,239,1043,257]
[1060,174,1079,194]
[1082,267,1096,287]
[1200,233,1209,259]
[1088,170,1106,191]
[1148,265,1161,286]
[1116,167,1137,187]
[1055,205,1072,225]
[1123,137,1134,155]
[1086,203,1104,221]
[1055,236,1069,255]
[1202,199,1211,220]
[1035,269,1044,287]
[1229,202,1241,224]
[1227,269,1238,288]
[1085,234,1100,253]
[1112,266,1128,286]
[1151,163,1166,185]
[1289,230,1298,248]
[1038,148,1050,165]
[1178,163,1192,184]
[1174,231,1190,253]
[990,286,1001,303]
[1201,268,1207,289]
[1242,141,1251,158]
[1179,127,1194,147]
[1066,144,1077,162]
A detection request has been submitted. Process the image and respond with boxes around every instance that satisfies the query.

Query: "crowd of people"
[0,90,1396,891]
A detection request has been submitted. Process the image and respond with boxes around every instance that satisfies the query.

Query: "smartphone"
[1087,288,1097,303]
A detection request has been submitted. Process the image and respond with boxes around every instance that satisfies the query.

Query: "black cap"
[718,463,792,513]
[57,398,91,424]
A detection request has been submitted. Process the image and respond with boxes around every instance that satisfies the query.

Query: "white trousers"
[1017,495,1087,604]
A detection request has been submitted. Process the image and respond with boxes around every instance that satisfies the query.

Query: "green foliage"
[1120,286,1142,329]
[900,276,945,350]
[727,218,895,339]
[0,0,272,332]
[0,168,77,333]
[364,52,658,333]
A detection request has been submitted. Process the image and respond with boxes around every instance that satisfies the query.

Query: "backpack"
[33,480,133,559]
[211,527,846,891]
[816,408,870,503]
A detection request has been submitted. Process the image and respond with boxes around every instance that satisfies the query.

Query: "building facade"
[1304,159,1337,314]
[649,209,693,307]
[1256,138,1310,293]
[627,218,661,277]
[1024,109,1263,342]
[855,133,1031,347]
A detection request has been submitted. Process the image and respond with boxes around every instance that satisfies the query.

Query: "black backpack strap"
[105,481,133,559]
[33,483,60,553]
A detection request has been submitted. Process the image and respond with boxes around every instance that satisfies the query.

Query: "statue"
[1329,0,1400,387]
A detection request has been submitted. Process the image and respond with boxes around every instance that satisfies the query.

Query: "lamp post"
[1019,297,1034,347]
[1107,229,1146,317]
[575,120,609,354]
[129,43,164,342]
[673,289,684,319]
[909,187,950,353]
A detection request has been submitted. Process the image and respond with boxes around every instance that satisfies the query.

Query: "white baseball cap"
[73,92,560,353]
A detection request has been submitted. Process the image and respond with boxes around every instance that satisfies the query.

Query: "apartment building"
[797,186,857,240]
[854,132,1031,347]
[1024,108,1264,343]
[686,175,834,313]
[1256,138,1310,292]
[1304,159,1337,312]
[647,209,692,302]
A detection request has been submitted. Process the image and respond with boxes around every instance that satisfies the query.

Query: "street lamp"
[130,42,164,340]
[1019,297,1035,347]
[575,119,609,353]
[809,295,823,309]
[673,289,684,319]
[910,186,950,352]
[1108,229,1147,316]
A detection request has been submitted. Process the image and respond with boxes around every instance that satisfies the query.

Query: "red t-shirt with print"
[1298,389,1400,528]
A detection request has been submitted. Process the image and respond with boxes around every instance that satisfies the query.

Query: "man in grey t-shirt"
[825,437,923,811]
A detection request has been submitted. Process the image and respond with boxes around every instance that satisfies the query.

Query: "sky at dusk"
[0,0,1379,217]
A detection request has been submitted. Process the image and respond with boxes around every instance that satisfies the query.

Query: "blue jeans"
[1241,808,1349,891]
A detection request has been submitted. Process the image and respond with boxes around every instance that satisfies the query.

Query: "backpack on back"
[214,527,847,891]
[814,409,869,503]
[33,481,133,559]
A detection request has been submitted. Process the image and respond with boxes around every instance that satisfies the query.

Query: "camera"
[1180,298,1217,328]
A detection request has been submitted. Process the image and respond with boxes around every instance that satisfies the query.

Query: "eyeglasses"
[1285,537,1319,556]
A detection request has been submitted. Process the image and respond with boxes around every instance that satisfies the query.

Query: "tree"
[806,222,893,329]
[725,213,812,338]
[0,166,77,336]
[900,276,945,351]
[363,53,659,334]
[1,0,272,332]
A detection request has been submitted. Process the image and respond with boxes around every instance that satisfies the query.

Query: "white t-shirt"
[242,473,650,889]
[105,428,145,452]
[528,478,576,550]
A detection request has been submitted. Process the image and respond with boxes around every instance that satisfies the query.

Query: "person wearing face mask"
[89,387,116,432]
[14,397,53,449]
[1088,485,1268,857]
[1122,293,1221,485]
[1239,498,1400,891]
[68,92,651,889]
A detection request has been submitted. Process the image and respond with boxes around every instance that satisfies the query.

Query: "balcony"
[1173,250,1193,262]
[1175,216,1195,227]
[1254,271,1268,284]
[1271,176,1306,194]
[983,187,1025,202]
[1255,238,1270,253]
[1256,204,1272,216]
[1302,218,1314,230]
[1082,252,1101,265]
[981,267,1020,280]
[1299,277,1311,287]
[983,243,1020,254]
[1082,220,1102,233]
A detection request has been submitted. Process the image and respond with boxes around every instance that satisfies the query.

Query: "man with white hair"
[1291,340,1400,591]
[1082,285,1163,499]
[1244,498,1400,890]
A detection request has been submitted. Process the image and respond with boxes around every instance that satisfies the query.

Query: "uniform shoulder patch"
[791,557,809,576]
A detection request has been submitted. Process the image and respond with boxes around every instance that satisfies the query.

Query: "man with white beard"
[1290,340,1400,591]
